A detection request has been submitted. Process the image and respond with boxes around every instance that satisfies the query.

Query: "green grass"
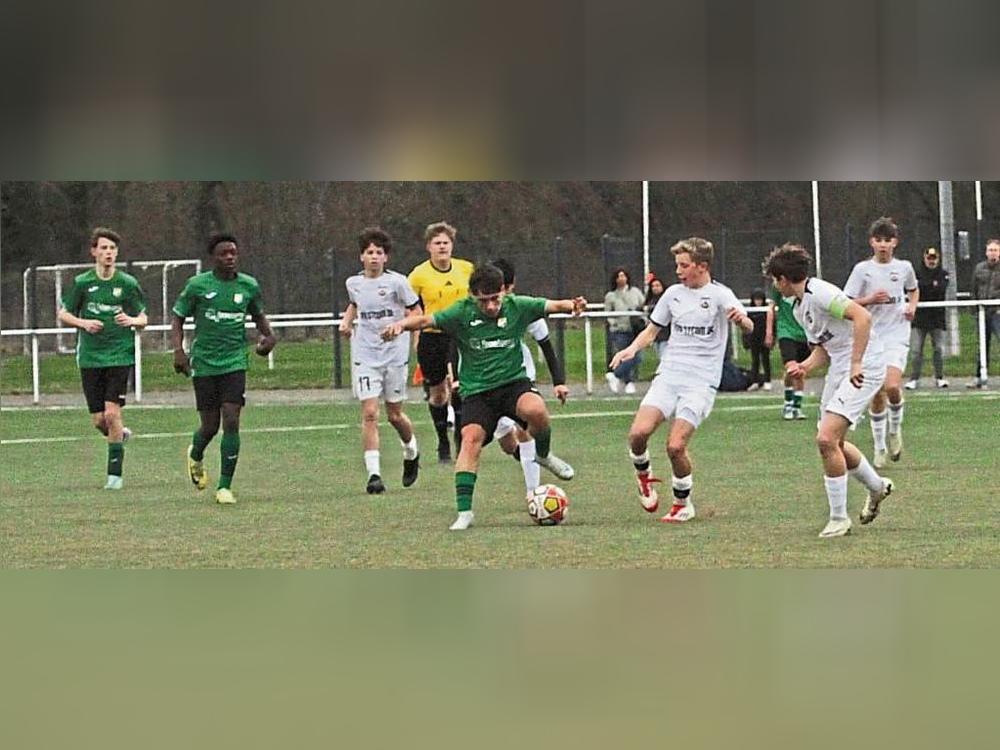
[2,314,991,395]
[2,390,997,568]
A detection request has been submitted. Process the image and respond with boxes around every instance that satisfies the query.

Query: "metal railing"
[2,300,996,404]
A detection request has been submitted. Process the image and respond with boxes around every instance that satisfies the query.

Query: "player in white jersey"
[843,217,918,467]
[488,259,574,496]
[339,228,422,494]
[764,243,894,538]
[611,237,753,523]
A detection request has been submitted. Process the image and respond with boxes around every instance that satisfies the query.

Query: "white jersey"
[794,277,884,371]
[843,258,917,343]
[520,318,550,382]
[345,270,419,367]
[649,280,745,387]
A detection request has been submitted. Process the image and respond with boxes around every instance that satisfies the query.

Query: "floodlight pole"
[938,181,960,356]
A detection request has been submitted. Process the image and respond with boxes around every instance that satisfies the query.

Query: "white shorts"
[882,339,909,372]
[352,362,408,403]
[640,376,717,429]
[820,364,886,425]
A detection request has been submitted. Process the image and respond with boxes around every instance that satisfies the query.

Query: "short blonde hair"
[671,237,714,267]
[424,221,457,243]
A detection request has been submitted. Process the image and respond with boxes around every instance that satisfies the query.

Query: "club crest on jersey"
[377,286,389,297]
[233,293,244,304]
[805,311,814,325]
[112,287,122,297]
[889,272,899,282]
[700,297,710,309]
[497,317,507,328]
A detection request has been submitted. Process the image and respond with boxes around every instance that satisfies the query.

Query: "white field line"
[3,393,997,446]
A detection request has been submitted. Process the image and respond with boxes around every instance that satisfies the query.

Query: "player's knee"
[815,431,839,456]
[666,439,687,461]
[386,409,406,428]
[93,416,108,434]
[628,428,648,451]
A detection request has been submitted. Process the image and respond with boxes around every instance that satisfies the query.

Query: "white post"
[268,350,275,370]
[31,333,40,404]
[938,181,960,356]
[134,329,143,403]
[975,181,983,221]
[978,306,988,383]
[812,181,822,278]
[642,180,650,283]
[54,268,65,353]
[22,268,30,356]
[162,263,170,351]
[584,317,593,395]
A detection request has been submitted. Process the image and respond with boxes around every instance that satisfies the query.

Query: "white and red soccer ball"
[527,484,569,526]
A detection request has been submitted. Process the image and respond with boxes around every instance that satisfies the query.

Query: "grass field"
[2,389,997,568]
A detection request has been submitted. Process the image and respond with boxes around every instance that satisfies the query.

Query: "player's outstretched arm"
[609,321,659,370]
[382,314,435,341]
[252,312,276,356]
[544,296,587,316]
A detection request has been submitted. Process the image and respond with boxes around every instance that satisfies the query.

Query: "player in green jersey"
[170,234,276,505]
[382,264,586,530]
[58,227,148,490]
[766,286,809,419]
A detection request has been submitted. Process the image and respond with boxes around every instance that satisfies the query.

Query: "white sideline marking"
[3,394,996,446]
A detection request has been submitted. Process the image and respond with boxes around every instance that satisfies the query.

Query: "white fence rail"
[2,300,997,404]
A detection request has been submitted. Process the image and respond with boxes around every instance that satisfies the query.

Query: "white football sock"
[824,474,849,520]
[888,401,904,434]
[364,449,381,478]
[518,439,541,493]
[848,455,883,493]
[672,474,693,504]
[401,436,419,460]
[869,410,888,451]
[630,450,651,471]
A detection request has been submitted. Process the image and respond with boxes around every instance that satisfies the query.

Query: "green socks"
[219,432,240,490]
[107,442,124,477]
[456,471,477,512]
[793,391,803,409]
[191,429,211,461]
[784,387,794,405]
[533,426,551,459]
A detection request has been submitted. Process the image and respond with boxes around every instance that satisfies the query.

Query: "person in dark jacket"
[968,238,1000,388]
[905,247,949,389]
[743,289,772,390]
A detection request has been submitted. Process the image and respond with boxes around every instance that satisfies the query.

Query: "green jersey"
[61,269,147,368]
[432,294,548,397]
[770,287,807,342]
[172,271,264,377]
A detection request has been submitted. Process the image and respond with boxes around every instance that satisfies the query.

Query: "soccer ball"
[527,484,569,526]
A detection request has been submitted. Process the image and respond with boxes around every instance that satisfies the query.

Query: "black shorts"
[80,366,131,414]
[193,370,247,412]
[461,379,538,446]
[778,338,811,364]
[417,331,458,387]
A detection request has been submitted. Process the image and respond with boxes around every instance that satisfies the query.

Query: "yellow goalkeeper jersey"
[408,258,474,332]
